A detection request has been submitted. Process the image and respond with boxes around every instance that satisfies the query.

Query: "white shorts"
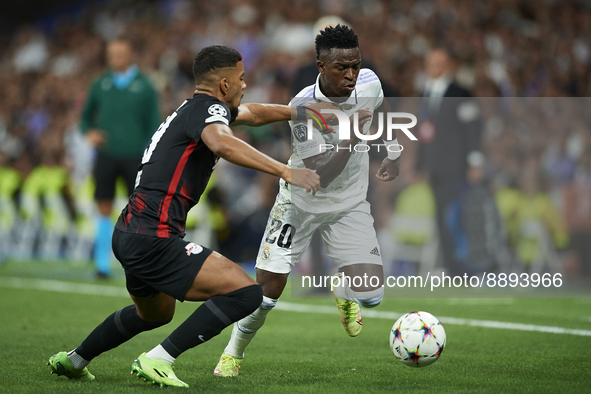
[255,191,383,274]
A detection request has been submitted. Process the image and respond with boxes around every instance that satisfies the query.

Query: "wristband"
[296,106,307,121]
[384,138,402,160]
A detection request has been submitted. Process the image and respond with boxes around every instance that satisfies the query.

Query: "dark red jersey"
[115,94,236,238]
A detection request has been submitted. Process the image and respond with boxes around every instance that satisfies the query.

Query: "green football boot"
[213,353,243,377]
[333,273,363,337]
[47,351,95,381]
[131,353,189,388]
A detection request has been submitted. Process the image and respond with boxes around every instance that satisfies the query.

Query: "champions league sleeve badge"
[293,123,308,142]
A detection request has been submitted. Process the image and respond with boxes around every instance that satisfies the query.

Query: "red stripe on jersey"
[157,141,197,237]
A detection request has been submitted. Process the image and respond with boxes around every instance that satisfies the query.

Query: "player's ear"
[317,60,325,75]
[219,77,229,95]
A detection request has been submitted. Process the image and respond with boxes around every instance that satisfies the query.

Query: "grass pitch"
[1,261,590,393]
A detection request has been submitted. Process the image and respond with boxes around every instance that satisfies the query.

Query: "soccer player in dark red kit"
[48,45,321,388]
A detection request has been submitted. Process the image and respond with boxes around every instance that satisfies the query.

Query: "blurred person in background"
[513,156,569,272]
[415,47,483,275]
[561,147,591,277]
[80,37,161,278]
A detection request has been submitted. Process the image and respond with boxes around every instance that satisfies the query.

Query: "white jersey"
[287,68,384,213]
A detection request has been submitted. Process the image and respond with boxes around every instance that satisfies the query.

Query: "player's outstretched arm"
[232,103,340,127]
[202,123,320,194]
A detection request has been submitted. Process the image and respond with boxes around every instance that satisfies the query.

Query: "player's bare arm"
[374,98,401,182]
[201,123,320,194]
[232,102,340,128]
[302,110,372,188]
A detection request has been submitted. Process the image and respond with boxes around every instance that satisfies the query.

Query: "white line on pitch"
[446,298,515,305]
[1,276,590,337]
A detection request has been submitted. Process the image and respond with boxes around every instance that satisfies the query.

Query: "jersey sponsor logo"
[185,243,204,256]
[205,114,229,125]
[208,104,227,117]
[293,123,307,142]
[370,247,380,256]
[297,140,318,153]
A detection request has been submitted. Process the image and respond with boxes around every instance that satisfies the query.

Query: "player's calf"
[157,284,263,361]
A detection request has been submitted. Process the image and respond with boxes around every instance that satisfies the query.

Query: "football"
[390,311,446,367]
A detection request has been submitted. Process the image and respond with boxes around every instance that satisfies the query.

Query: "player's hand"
[285,168,321,195]
[86,129,106,148]
[376,157,400,182]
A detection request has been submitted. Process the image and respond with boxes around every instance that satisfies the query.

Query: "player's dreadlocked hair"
[315,24,359,60]
[193,45,242,82]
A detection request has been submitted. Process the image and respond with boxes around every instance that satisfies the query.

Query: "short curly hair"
[193,45,242,82]
[315,24,359,60]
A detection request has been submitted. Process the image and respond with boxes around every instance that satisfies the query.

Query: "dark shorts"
[112,229,213,301]
[94,153,141,201]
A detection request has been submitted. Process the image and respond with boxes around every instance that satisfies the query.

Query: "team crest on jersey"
[208,104,227,117]
[261,245,271,260]
[185,243,204,256]
[293,123,307,142]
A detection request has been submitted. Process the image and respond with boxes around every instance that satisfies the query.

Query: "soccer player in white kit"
[214,25,402,376]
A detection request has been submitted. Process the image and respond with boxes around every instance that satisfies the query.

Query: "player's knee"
[140,317,171,328]
[354,287,384,309]
[126,305,170,332]
[230,284,264,317]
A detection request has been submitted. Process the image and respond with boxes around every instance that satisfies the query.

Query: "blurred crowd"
[1,0,590,278]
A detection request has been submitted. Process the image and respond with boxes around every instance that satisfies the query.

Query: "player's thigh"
[255,194,317,275]
[321,201,383,276]
[184,251,256,301]
[113,229,213,302]
[130,291,176,323]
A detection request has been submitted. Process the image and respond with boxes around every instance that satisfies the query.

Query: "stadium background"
[1,0,591,280]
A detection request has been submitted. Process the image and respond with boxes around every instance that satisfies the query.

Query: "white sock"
[67,350,89,370]
[335,285,384,308]
[224,296,277,358]
[352,287,384,308]
[145,344,176,365]
[335,282,355,301]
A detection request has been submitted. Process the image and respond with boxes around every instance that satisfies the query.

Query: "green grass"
[1,261,591,393]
